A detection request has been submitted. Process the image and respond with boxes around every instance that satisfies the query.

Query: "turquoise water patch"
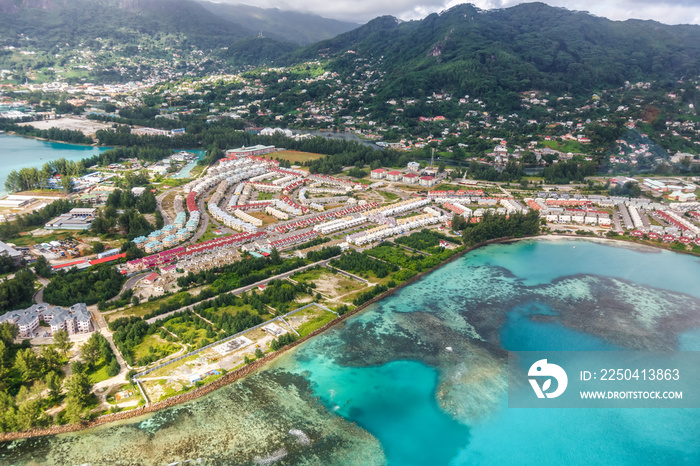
[469,239,700,298]
[678,328,700,351]
[453,401,700,465]
[0,134,111,194]
[294,358,471,465]
[500,302,621,351]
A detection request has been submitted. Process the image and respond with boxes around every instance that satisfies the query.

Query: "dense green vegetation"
[366,242,457,272]
[609,181,642,198]
[90,193,156,238]
[269,333,297,351]
[542,160,597,184]
[109,317,157,367]
[79,332,121,381]
[0,269,36,312]
[292,236,332,251]
[44,266,126,307]
[461,211,541,247]
[177,250,295,289]
[329,250,398,278]
[352,284,389,306]
[0,323,105,432]
[0,121,90,146]
[292,3,700,109]
[395,229,455,253]
[222,37,299,66]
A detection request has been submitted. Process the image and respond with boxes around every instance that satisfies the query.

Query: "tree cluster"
[462,211,540,246]
[43,266,126,307]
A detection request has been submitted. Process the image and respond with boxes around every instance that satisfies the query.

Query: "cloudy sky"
[218,0,700,25]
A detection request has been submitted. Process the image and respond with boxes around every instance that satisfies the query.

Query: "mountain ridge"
[283,2,700,108]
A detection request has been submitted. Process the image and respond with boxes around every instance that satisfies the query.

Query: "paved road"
[107,272,149,303]
[156,191,173,226]
[186,188,214,245]
[145,257,338,324]
[33,276,50,303]
[611,206,624,232]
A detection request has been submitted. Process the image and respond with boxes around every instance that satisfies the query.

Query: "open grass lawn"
[163,318,210,348]
[271,150,326,164]
[293,268,367,298]
[377,190,400,202]
[160,178,191,188]
[88,363,112,384]
[296,311,337,337]
[542,140,587,154]
[132,334,180,364]
[197,222,224,243]
[433,183,470,191]
[291,267,326,283]
[257,192,274,200]
[210,302,274,322]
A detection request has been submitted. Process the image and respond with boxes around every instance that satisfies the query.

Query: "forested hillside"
[289,3,700,108]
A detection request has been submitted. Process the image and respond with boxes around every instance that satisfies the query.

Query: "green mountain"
[0,0,311,81]
[197,1,359,45]
[290,3,700,108]
[223,36,299,66]
[0,0,252,50]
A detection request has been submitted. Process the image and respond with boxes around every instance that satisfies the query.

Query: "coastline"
[1,130,100,148]
[1,232,696,441]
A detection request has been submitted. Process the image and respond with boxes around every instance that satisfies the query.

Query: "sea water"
[0,134,111,194]
[1,238,699,465]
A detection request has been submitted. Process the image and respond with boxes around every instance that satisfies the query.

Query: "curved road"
[33,276,50,304]
[107,272,150,303]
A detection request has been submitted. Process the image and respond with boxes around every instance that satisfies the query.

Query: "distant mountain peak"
[0,0,59,13]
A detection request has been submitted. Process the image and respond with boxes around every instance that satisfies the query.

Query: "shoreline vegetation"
[1,231,694,442]
[1,130,99,147]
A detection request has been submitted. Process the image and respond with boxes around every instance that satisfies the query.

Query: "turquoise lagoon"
[1,238,699,465]
[0,134,111,194]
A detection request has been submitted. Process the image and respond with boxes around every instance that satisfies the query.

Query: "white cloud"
[216,0,700,25]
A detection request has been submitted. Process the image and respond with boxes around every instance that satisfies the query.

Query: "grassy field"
[88,364,112,385]
[433,183,472,191]
[296,310,337,337]
[542,140,587,154]
[292,268,367,299]
[257,192,274,200]
[270,150,326,164]
[197,222,225,243]
[377,190,400,202]
[160,178,192,188]
[163,317,211,349]
[132,334,180,364]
